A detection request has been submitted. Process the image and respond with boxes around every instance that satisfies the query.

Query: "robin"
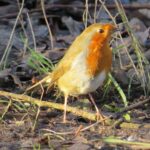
[27,23,117,123]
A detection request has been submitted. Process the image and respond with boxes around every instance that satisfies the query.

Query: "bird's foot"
[96,111,107,125]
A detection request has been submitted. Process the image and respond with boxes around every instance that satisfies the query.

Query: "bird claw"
[96,112,107,125]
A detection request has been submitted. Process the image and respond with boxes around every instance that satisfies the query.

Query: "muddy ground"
[0,0,150,149]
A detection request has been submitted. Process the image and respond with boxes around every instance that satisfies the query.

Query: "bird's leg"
[88,94,105,123]
[63,94,68,123]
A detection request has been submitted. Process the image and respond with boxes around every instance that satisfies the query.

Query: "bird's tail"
[25,73,53,93]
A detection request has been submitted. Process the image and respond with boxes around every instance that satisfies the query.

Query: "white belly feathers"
[58,50,106,95]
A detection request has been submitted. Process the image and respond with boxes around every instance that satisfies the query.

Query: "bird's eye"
[98,29,104,33]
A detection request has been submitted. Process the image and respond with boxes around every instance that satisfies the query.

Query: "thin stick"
[41,0,54,50]
[119,96,150,113]
[26,12,37,51]
[0,99,12,120]
[32,85,44,131]
[0,0,25,69]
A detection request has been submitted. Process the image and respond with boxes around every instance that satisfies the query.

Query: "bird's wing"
[25,48,79,93]
[25,33,85,93]
[51,36,84,80]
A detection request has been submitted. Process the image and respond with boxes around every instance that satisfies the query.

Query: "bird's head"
[83,23,116,76]
[82,23,117,44]
[69,23,117,52]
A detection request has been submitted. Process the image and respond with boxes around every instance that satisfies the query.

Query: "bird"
[26,23,116,123]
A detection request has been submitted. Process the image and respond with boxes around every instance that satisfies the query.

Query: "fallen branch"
[0,90,97,121]
[113,96,150,119]
[0,4,150,20]
[0,90,150,130]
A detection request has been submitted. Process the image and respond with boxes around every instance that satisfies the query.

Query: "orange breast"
[86,33,112,77]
